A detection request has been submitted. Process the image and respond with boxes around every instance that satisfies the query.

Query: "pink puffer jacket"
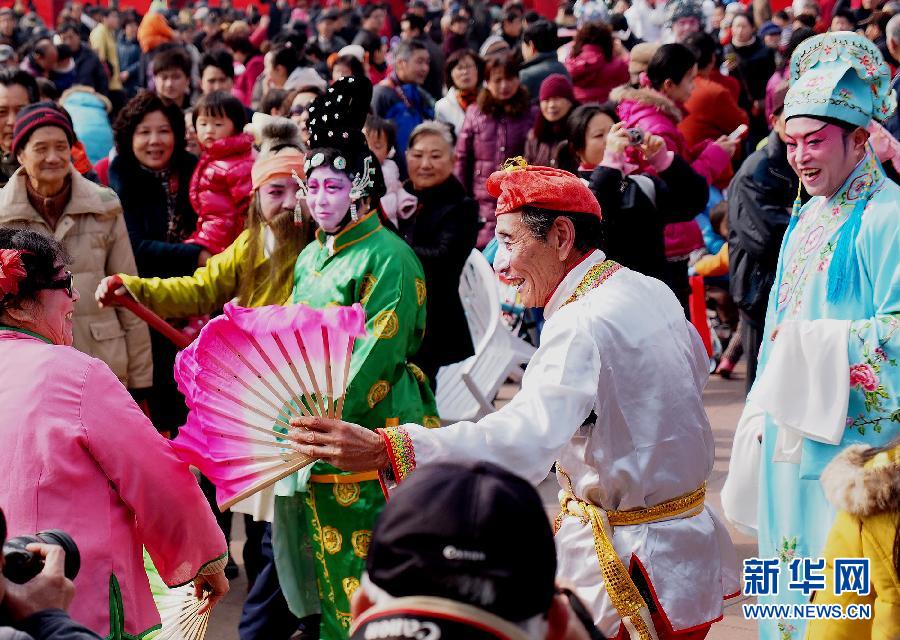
[564,44,630,104]
[610,86,729,258]
[187,132,255,255]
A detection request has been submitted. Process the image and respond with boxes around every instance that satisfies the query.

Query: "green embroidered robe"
[273,210,437,639]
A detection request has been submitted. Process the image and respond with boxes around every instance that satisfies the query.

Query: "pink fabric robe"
[0,329,227,638]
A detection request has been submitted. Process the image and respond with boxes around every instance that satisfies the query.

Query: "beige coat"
[0,166,152,388]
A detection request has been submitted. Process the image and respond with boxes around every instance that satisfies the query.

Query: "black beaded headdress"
[304,75,386,204]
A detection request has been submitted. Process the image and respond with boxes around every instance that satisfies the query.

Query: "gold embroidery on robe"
[367,380,390,408]
[373,310,399,339]
[333,482,361,507]
[351,530,372,558]
[359,274,377,304]
[322,526,343,554]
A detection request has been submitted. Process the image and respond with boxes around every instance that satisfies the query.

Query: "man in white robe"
[288,163,739,640]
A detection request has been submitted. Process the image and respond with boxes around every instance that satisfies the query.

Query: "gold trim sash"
[555,465,707,640]
[309,471,380,484]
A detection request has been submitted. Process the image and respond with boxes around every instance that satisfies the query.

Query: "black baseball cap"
[365,461,557,622]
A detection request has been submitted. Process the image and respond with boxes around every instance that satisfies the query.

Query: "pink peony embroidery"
[849,363,879,392]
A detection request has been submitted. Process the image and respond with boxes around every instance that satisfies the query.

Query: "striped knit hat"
[11,102,75,157]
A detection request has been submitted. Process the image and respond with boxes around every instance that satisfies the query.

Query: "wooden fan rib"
[219,456,315,511]
[271,332,322,418]
[207,429,293,450]
[335,334,355,420]
[216,332,302,420]
[322,326,335,419]
[202,389,293,432]
[204,352,288,417]
[294,329,328,416]
[241,331,306,417]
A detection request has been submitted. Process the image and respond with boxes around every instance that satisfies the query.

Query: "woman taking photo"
[455,52,536,248]
[402,121,479,386]
[0,101,152,393]
[611,43,738,310]
[434,49,484,136]
[107,90,204,435]
[0,228,228,639]
[524,73,578,168]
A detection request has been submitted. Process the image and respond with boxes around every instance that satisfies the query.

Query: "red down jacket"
[187,132,255,255]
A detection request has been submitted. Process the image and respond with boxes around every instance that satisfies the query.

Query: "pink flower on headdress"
[820,43,838,62]
[0,249,27,297]
[849,363,879,392]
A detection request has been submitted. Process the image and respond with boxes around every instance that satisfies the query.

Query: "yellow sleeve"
[120,231,248,318]
[693,244,730,277]
[806,511,875,640]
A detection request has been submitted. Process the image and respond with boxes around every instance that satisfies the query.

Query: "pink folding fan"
[172,302,367,510]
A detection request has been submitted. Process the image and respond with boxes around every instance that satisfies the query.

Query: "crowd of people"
[0,0,897,639]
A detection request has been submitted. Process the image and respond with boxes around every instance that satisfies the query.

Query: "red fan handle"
[118,296,192,349]
[105,276,193,350]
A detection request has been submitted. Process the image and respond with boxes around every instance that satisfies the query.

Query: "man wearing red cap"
[290,162,739,640]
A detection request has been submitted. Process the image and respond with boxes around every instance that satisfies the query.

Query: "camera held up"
[2,530,80,584]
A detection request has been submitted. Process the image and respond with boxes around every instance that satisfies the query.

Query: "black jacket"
[72,45,108,96]
[585,154,709,285]
[399,175,480,380]
[519,52,569,104]
[108,152,202,279]
[727,131,797,325]
[0,609,101,640]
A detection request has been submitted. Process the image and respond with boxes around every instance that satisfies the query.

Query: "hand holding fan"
[173,302,367,510]
[153,583,210,640]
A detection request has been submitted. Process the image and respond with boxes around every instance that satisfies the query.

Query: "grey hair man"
[371,39,435,158]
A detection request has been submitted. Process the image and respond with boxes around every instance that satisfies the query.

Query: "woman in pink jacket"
[564,21,630,104]
[0,229,228,638]
[609,43,738,310]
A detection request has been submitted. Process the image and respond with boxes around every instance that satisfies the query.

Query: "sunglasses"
[44,270,74,298]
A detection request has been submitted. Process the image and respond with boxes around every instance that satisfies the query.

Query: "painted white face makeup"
[784,117,863,198]
[306,165,353,233]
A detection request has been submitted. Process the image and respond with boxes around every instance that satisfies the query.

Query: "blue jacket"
[60,89,113,165]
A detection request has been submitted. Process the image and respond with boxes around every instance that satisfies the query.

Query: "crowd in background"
[0,0,899,637]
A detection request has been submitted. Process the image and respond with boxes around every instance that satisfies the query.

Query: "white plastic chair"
[435,250,536,422]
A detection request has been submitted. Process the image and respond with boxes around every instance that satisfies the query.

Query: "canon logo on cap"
[442,545,486,561]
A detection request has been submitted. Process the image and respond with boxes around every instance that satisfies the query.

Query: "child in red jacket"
[187,91,255,255]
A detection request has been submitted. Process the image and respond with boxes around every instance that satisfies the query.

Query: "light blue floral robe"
[754,151,899,640]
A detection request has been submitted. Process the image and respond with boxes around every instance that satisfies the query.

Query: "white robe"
[394,250,740,635]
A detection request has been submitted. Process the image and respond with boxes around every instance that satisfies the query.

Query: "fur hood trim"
[245,113,302,159]
[820,444,900,516]
[609,86,683,123]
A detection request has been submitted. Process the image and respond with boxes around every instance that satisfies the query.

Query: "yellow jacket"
[806,443,900,640]
[120,228,292,317]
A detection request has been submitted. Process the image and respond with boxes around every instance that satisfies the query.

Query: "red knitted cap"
[486,160,602,219]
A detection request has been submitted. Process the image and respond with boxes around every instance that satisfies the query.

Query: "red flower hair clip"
[0,249,28,297]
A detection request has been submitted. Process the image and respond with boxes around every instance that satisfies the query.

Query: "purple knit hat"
[539,73,576,103]
[11,102,75,156]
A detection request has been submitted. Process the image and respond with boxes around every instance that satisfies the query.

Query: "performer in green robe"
[273,76,438,640]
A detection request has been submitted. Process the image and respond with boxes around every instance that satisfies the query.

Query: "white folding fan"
[153,583,210,640]
[173,302,367,511]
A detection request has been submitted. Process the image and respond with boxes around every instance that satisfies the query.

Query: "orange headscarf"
[138,12,175,53]
[251,148,306,191]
